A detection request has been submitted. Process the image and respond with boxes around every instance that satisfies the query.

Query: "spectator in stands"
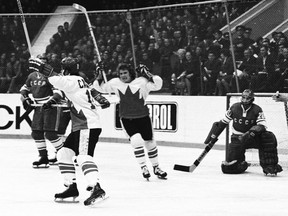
[63,21,75,45]
[171,48,186,95]
[7,53,29,93]
[252,46,275,92]
[0,52,8,93]
[233,25,246,60]
[52,25,64,50]
[236,48,258,91]
[49,53,61,73]
[243,27,255,48]
[183,51,201,95]
[159,38,174,89]
[203,51,221,95]
[215,48,234,96]
[0,25,13,54]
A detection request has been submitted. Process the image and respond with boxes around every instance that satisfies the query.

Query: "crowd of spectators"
[3,0,288,96]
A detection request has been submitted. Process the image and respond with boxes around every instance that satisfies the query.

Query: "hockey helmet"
[61,57,79,75]
[241,89,254,107]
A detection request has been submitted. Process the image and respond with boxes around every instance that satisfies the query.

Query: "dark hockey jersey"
[222,102,267,134]
[20,71,56,104]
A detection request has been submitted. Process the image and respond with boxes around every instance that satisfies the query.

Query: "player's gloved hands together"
[91,88,110,109]
[136,64,153,81]
[42,98,57,110]
[22,97,34,111]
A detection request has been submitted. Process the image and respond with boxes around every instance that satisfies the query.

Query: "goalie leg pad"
[227,135,246,162]
[204,121,227,144]
[258,131,280,169]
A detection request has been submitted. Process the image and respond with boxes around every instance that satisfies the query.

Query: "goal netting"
[226,93,288,168]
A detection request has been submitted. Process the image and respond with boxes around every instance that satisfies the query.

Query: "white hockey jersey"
[48,75,101,131]
[93,76,163,119]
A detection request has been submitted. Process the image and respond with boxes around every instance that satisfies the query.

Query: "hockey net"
[226,93,288,168]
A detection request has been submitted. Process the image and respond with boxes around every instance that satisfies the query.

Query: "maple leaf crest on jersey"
[118,86,149,118]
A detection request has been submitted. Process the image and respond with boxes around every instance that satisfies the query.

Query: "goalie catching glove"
[239,124,266,144]
[90,88,110,109]
[136,64,153,81]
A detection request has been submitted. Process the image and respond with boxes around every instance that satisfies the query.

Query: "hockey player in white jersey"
[93,63,167,180]
[28,57,110,205]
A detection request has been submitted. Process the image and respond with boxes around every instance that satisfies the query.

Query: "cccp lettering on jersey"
[30,80,46,86]
[0,105,32,129]
[233,118,255,125]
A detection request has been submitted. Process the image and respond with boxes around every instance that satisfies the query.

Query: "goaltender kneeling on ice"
[205,89,282,176]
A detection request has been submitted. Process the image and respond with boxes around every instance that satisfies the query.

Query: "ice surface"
[0,139,287,216]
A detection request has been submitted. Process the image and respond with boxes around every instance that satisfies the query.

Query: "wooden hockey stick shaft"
[173,139,217,173]
[16,0,33,56]
[72,3,108,84]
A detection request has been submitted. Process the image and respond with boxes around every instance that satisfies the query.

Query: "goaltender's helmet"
[241,89,254,107]
[61,57,79,75]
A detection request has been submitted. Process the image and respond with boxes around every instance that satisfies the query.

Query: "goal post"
[226,92,288,167]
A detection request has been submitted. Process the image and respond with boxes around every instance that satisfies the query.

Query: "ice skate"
[48,157,58,165]
[263,164,283,176]
[54,183,79,203]
[32,156,49,168]
[84,183,107,206]
[153,165,167,179]
[141,165,151,180]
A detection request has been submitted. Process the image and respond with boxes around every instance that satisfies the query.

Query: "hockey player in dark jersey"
[93,63,167,180]
[205,89,282,175]
[28,56,110,206]
[20,55,67,168]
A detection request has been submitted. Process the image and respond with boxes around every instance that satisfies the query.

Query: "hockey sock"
[130,134,146,167]
[77,155,100,187]
[57,147,76,185]
[144,140,159,167]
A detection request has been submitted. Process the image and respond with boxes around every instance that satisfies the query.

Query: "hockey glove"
[42,98,57,110]
[90,88,110,109]
[239,125,266,144]
[29,57,56,77]
[22,97,34,111]
[136,64,153,81]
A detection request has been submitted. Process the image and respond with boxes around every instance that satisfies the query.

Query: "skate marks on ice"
[1,139,288,216]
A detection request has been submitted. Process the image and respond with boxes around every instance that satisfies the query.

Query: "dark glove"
[22,97,34,111]
[91,88,110,109]
[42,98,57,110]
[136,64,153,81]
[29,57,56,77]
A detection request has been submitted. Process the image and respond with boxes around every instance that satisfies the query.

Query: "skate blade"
[157,176,168,180]
[54,197,79,203]
[33,164,49,168]
[49,162,58,166]
[85,194,109,207]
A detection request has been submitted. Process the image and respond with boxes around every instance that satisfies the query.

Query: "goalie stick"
[173,138,218,173]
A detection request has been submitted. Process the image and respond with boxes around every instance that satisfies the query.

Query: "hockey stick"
[173,139,218,172]
[72,3,108,84]
[16,0,33,56]
[31,104,68,108]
